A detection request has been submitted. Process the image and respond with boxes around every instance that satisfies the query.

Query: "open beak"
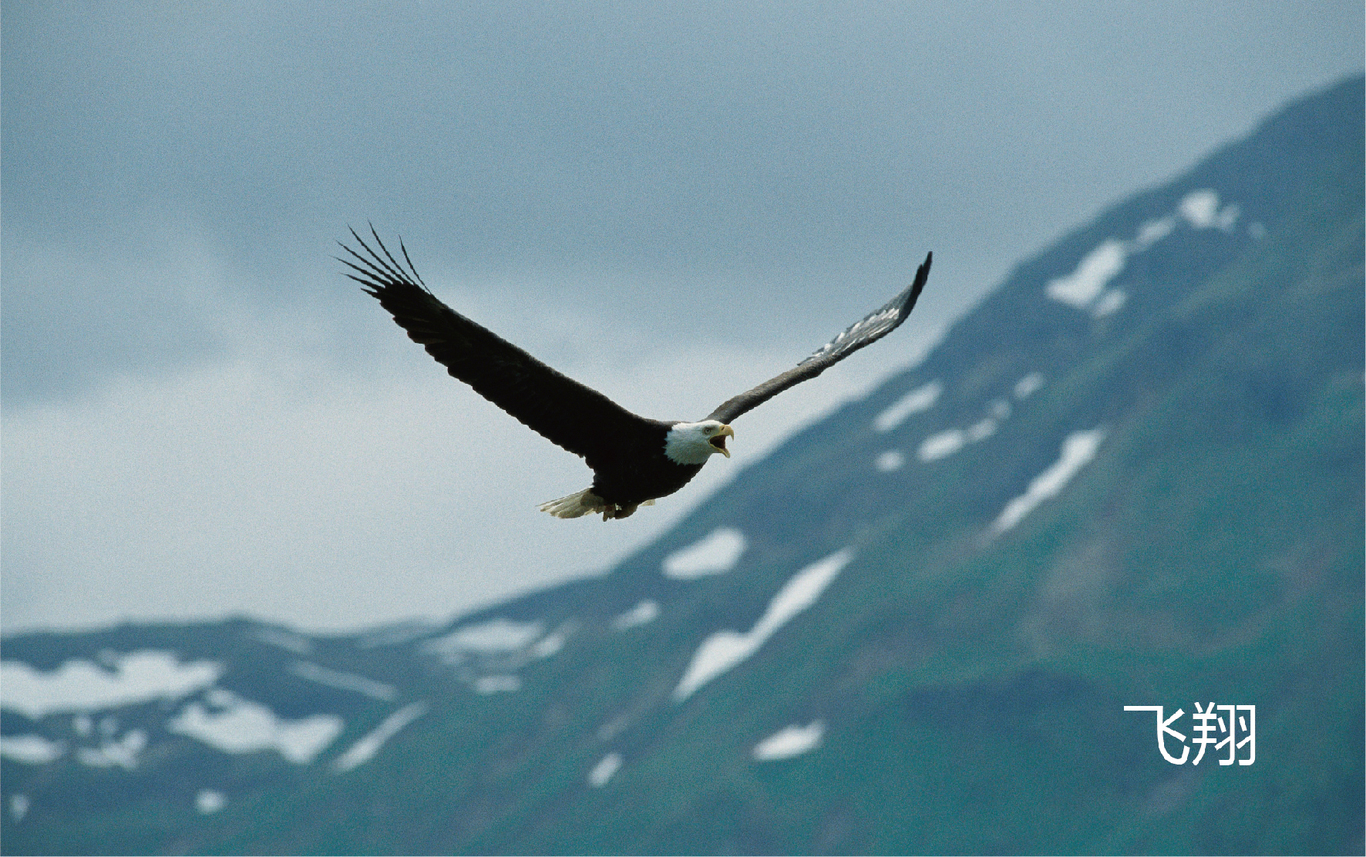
[710,424,735,458]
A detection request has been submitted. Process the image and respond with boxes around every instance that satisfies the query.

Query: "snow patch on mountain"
[915,395,1018,465]
[875,449,906,472]
[1014,372,1045,399]
[753,721,825,761]
[884,376,1041,471]
[918,429,966,462]
[873,380,943,432]
[0,734,66,765]
[611,599,660,630]
[75,728,146,770]
[424,619,544,658]
[473,675,522,694]
[662,527,747,579]
[0,651,223,719]
[1046,239,1127,309]
[290,661,397,701]
[1178,189,1239,230]
[195,790,227,814]
[989,428,1107,536]
[530,630,567,658]
[966,416,999,443]
[1091,289,1128,317]
[168,689,343,764]
[333,702,428,773]
[588,752,623,787]
[1135,215,1176,247]
[674,549,853,701]
[1046,189,1242,315]
[420,617,573,694]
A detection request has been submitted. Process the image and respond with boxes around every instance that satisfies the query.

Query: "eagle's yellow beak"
[711,424,735,458]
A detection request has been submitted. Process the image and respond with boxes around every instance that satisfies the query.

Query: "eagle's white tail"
[539,490,654,520]
[538,489,603,519]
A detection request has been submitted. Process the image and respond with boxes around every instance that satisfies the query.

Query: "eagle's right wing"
[340,227,657,464]
[706,252,932,425]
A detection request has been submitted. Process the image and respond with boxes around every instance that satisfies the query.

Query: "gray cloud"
[1,226,236,403]
[2,1,1361,632]
[6,2,1360,369]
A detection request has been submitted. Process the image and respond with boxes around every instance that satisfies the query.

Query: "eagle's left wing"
[706,252,932,425]
[340,227,660,466]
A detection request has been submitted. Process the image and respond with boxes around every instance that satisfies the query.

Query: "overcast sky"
[3,1,1361,635]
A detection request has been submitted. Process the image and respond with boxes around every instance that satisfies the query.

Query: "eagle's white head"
[664,420,735,465]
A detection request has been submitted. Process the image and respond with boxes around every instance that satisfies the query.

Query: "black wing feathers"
[706,252,932,424]
[340,227,653,463]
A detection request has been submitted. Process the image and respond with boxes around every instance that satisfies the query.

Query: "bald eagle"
[341,228,931,520]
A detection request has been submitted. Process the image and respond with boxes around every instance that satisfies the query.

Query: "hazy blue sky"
[3,1,1361,633]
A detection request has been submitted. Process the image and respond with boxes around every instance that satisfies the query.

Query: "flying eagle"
[341,228,931,520]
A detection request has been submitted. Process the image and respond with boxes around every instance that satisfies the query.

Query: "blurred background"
[3,1,1362,634]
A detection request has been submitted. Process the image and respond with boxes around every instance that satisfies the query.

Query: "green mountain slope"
[459,73,1365,856]
[3,76,1361,856]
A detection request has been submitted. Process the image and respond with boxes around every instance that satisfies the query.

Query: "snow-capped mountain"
[3,76,1361,855]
